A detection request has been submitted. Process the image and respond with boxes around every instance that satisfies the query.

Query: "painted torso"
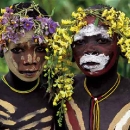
[65,74,130,130]
[0,74,54,130]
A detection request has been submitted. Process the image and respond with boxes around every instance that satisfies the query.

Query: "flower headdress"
[0,2,74,126]
[61,6,130,63]
[0,1,59,51]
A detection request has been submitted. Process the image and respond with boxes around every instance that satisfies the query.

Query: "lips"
[19,70,38,77]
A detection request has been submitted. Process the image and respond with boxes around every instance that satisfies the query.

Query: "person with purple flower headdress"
[0,2,65,129]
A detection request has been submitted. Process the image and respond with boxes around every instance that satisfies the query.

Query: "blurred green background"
[0,0,130,78]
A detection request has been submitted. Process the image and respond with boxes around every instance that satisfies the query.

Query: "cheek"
[36,53,46,63]
[11,53,23,67]
[72,47,84,60]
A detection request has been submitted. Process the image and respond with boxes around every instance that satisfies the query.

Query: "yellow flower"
[117,38,124,45]
[45,56,49,60]
[58,84,63,88]
[117,21,124,29]
[110,20,116,29]
[125,39,130,46]
[61,19,73,25]
[53,101,57,106]
[72,12,79,18]
[60,91,66,98]
[107,28,113,37]
[58,56,62,60]
[70,26,77,32]
[106,15,114,20]
[77,7,84,12]
[102,9,108,17]
[1,8,6,14]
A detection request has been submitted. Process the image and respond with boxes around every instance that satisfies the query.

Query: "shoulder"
[117,75,130,97]
[120,75,130,83]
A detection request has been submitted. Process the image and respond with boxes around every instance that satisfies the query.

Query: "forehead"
[18,30,34,43]
[85,16,106,26]
[8,30,36,48]
[74,16,110,42]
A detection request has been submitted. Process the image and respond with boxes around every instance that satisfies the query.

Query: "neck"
[86,64,119,97]
[5,71,39,91]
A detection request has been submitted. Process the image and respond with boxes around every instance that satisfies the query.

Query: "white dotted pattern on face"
[74,24,109,42]
[79,53,109,72]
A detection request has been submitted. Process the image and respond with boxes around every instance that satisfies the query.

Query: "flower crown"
[0,1,59,51]
[61,6,130,63]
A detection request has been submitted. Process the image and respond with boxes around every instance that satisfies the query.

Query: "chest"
[0,89,54,129]
[65,85,130,130]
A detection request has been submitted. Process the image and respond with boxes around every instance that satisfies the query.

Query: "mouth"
[82,62,100,66]
[19,70,39,77]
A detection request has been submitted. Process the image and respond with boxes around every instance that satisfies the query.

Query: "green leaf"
[94,17,99,26]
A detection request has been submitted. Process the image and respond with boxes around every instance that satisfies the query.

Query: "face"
[4,30,47,82]
[72,16,119,77]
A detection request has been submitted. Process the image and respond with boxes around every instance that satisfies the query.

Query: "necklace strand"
[84,73,121,130]
[2,75,40,94]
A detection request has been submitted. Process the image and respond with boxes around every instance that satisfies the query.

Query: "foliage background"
[0,0,130,78]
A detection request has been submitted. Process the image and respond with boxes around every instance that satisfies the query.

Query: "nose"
[83,44,99,55]
[23,53,37,65]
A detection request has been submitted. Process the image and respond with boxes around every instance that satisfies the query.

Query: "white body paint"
[74,24,109,41]
[115,110,130,130]
[80,54,109,72]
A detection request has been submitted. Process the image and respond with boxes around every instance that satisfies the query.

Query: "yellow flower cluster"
[43,27,74,126]
[61,7,87,33]
[101,8,130,63]
[61,6,130,63]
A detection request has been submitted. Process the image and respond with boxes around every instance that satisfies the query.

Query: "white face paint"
[79,54,109,72]
[74,24,109,42]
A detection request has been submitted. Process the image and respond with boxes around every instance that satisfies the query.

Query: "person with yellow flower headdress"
[60,4,130,130]
[0,1,67,129]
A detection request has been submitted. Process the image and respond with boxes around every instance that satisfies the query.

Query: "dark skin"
[5,70,38,91]
[72,34,120,96]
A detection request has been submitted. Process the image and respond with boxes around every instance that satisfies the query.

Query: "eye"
[11,48,24,54]
[35,46,45,52]
[97,38,112,44]
[74,40,86,45]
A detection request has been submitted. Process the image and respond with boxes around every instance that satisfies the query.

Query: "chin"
[13,69,42,82]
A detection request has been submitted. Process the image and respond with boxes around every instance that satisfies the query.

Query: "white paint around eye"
[115,110,130,130]
[74,24,109,42]
[79,53,109,72]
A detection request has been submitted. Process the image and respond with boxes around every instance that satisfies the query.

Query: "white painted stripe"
[115,110,130,130]
[74,24,109,41]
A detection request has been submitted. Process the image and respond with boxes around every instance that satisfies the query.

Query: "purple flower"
[36,17,49,29]
[21,18,34,31]
[47,18,59,34]
[5,7,13,13]
[1,17,8,25]
[33,35,44,44]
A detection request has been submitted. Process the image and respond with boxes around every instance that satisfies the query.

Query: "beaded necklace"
[2,75,40,94]
[84,73,121,130]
